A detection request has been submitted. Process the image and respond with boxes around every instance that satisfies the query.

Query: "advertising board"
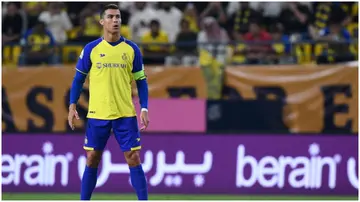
[2,134,357,195]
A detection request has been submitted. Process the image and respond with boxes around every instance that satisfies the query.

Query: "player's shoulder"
[83,38,103,54]
[123,38,141,52]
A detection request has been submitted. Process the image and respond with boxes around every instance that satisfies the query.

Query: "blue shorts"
[83,116,141,152]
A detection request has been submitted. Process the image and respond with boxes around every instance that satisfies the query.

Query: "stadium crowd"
[2,2,358,66]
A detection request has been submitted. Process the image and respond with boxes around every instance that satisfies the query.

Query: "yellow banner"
[225,65,358,133]
[131,67,207,98]
[3,65,357,133]
[2,66,207,132]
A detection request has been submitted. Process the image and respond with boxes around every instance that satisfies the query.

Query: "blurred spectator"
[260,2,285,29]
[121,24,132,40]
[65,2,88,27]
[279,2,312,36]
[316,18,355,64]
[198,17,229,65]
[116,2,132,39]
[343,2,358,23]
[76,3,102,42]
[116,2,131,25]
[38,3,73,44]
[243,20,272,64]
[22,2,47,29]
[182,3,199,33]
[267,23,292,64]
[2,3,25,44]
[309,3,351,40]
[175,19,198,54]
[229,35,247,65]
[141,19,170,65]
[227,2,261,40]
[119,2,158,15]
[165,18,198,66]
[341,2,358,38]
[19,21,59,66]
[200,2,227,26]
[157,2,183,43]
[128,2,158,42]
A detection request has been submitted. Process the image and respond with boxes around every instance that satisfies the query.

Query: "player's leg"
[125,150,147,200]
[112,117,148,200]
[81,118,112,200]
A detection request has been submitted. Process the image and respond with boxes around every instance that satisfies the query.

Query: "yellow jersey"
[75,36,146,120]
[141,30,169,52]
[24,29,55,52]
[84,15,102,37]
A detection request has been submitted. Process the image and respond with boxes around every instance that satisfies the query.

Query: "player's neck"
[103,32,121,43]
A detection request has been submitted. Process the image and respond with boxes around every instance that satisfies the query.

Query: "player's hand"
[140,110,149,131]
[68,104,80,130]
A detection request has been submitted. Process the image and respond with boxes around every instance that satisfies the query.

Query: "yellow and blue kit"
[70,36,148,152]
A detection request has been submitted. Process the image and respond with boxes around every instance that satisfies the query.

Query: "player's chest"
[91,51,132,71]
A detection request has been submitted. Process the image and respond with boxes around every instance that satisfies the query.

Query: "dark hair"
[100,4,120,18]
[328,15,343,26]
[150,19,160,27]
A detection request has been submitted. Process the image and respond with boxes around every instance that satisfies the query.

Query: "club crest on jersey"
[122,53,128,61]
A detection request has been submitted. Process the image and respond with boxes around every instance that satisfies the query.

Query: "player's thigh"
[112,116,141,152]
[84,118,112,151]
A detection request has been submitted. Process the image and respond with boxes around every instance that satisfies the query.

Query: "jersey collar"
[102,36,125,47]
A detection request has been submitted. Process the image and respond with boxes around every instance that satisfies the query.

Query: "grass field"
[2,193,358,200]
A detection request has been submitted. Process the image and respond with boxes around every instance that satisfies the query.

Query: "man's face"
[329,23,341,34]
[272,32,282,41]
[181,21,190,32]
[100,9,121,34]
[150,23,159,33]
[249,23,260,35]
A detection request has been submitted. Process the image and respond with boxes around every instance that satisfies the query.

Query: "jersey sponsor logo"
[89,111,96,114]
[100,54,105,57]
[95,62,127,69]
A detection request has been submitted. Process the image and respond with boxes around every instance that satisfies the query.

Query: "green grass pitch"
[2,193,358,200]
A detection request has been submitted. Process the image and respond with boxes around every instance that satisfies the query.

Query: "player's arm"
[70,46,91,107]
[131,42,150,130]
[132,43,149,111]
